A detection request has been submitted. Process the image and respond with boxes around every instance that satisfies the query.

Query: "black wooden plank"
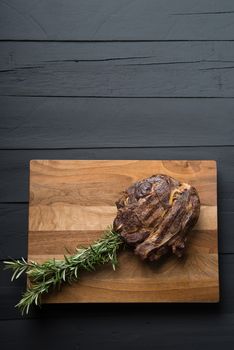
[0,204,28,259]
[1,97,234,149]
[1,41,234,97]
[2,313,233,350]
[0,261,27,320]
[1,318,232,350]
[1,254,234,350]
[1,0,234,40]
[3,41,234,70]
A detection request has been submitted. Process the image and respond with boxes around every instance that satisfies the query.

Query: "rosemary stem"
[4,228,123,315]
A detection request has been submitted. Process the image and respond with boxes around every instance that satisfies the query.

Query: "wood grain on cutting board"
[28,160,219,303]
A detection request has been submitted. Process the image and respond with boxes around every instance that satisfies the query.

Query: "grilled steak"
[113,174,200,261]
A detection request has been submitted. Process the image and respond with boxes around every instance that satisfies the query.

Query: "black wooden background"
[1,1,234,349]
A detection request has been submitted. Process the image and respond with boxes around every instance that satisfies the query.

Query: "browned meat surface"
[113,174,200,261]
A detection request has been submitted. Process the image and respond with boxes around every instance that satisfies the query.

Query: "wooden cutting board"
[28,160,219,303]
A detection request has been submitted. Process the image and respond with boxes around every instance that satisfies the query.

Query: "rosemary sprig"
[4,228,123,315]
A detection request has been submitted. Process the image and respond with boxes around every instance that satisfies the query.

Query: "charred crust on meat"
[113,174,200,261]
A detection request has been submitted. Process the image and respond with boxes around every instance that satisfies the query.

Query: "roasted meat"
[113,174,200,261]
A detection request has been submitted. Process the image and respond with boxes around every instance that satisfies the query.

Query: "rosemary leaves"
[4,228,123,315]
